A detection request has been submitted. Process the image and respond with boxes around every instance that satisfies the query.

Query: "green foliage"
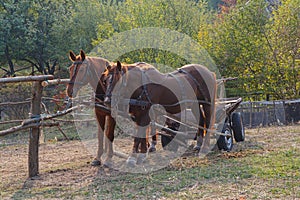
[0,0,75,76]
[0,0,298,99]
[264,0,300,99]
[92,0,215,70]
[199,0,300,100]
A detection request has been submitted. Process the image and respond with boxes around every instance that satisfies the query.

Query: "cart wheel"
[217,123,233,152]
[161,132,179,152]
[161,134,171,148]
[231,112,245,142]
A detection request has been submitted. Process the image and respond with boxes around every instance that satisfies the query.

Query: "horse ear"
[69,50,76,62]
[117,61,122,71]
[80,50,86,61]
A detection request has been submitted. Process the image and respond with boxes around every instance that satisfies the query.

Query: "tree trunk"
[5,45,15,76]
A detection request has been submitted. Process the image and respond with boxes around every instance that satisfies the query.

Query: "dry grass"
[0,124,300,199]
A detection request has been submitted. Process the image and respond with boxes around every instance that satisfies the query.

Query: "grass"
[69,147,299,199]
[1,124,300,199]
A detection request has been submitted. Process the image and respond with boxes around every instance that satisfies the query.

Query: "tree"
[22,0,76,75]
[0,1,30,76]
[199,0,299,100]
[93,0,214,70]
[0,0,75,76]
[264,0,300,99]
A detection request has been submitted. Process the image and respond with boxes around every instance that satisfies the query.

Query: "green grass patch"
[245,148,300,179]
[11,186,68,200]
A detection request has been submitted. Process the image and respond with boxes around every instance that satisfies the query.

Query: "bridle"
[104,69,127,100]
[68,60,89,86]
[104,66,155,111]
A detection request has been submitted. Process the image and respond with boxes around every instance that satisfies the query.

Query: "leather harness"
[127,67,211,109]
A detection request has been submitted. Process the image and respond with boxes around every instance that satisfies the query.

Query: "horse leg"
[103,115,116,168]
[126,137,140,167]
[127,126,148,166]
[92,110,105,166]
[192,105,205,151]
[148,131,157,153]
[199,104,213,154]
[136,126,148,164]
[126,111,149,166]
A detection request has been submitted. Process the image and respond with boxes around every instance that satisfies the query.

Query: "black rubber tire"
[161,134,172,148]
[217,123,233,152]
[161,134,179,152]
[231,112,245,142]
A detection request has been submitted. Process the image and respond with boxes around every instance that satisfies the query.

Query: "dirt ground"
[0,124,300,199]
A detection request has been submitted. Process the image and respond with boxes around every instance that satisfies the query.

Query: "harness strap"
[128,99,151,107]
[73,61,83,65]
[135,70,152,106]
[178,68,209,103]
[168,72,187,100]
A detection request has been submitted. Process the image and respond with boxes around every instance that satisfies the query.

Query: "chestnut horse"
[102,61,217,165]
[66,50,116,167]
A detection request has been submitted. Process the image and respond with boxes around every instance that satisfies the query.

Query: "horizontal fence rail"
[0,75,54,83]
[236,99,300,128]
[41,78,70,87]
[0,75,69,178]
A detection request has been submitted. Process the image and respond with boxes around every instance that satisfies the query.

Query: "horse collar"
[178,68,209,102]
[137,71,152,105]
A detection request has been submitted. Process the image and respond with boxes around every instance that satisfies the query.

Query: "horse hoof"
[103,160,113,168]
[148,146,156,153]
[193,145,201,152]
[91,159,101,166]
[126,156,137,167]
[199,147,210,154]
[137,153,147,164]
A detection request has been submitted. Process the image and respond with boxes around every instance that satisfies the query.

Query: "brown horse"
[99,62,159,159]
[66,50,116,167]
[102,61,217,165]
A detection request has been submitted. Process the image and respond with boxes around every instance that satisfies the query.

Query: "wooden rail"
[41,78,69,87]
[0,75,54,83]
[0,75,64,178]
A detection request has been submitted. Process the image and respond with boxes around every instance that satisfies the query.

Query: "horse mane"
[103,62,156,75]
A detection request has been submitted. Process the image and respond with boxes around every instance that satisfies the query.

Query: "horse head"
[67,50,89,98]
[101,61,125,106]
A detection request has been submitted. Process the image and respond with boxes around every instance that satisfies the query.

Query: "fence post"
[28,81,43,178]
[250,102,253,128]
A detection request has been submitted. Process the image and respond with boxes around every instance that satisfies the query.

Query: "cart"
[156,97,245,152]
[92,94,245,153]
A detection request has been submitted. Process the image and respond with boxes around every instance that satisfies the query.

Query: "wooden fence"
[0,76,71,178]
[236,99,300,128]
